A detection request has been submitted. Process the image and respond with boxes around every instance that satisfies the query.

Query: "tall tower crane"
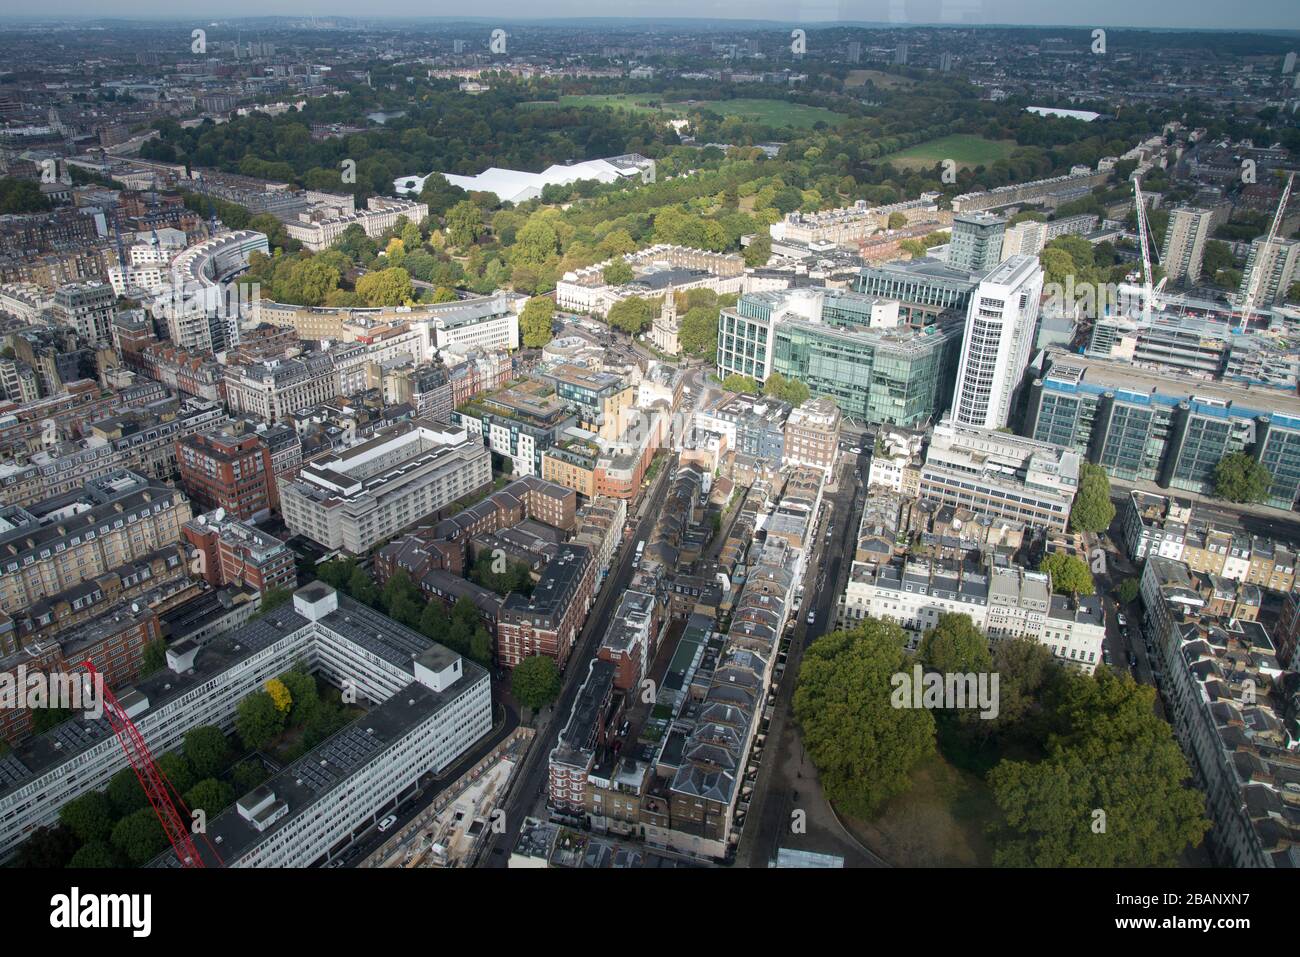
[1133,176,1156,324]
[81,661,223,868]
[1237,171,1295,333]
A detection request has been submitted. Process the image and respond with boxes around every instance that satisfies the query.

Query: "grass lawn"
[534,94,844,130]
[883,134,1018,171]
[842,752,998,866]
[844,69,916,90]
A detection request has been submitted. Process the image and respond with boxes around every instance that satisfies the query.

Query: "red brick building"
[182,511,296,594]
[0,604,160,745]
[176,428,278,522]
[497,543,595,669]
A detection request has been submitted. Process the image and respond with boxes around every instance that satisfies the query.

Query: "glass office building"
[1024,349,1300,509]
[717,288,962,427]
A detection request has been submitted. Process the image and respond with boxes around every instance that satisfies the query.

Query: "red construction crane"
[81,661,223,868]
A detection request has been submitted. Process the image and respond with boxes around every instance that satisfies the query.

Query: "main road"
[475,450,679,867]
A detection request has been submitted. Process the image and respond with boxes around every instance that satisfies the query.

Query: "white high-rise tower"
[950,255,1044,430]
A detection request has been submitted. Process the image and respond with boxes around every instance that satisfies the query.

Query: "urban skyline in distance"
[0,1,1295,32]
[0,0,1294,931]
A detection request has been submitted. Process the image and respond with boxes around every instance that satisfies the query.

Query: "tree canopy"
[1039,552,1095,597]
[793,619,936,818]
[1069,463,1116,534]
[1214,452,1272,504]
[512,655,561,711]
[988,668,1208,866]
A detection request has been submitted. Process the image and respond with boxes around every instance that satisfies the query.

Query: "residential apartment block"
[281,419,492,554]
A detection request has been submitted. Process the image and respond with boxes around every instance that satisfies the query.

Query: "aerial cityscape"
[0,1,1296,906]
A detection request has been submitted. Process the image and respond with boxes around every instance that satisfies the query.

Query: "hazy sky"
[8,1,1300,31]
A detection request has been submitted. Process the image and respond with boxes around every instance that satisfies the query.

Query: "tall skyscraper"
[947,212,1006,274]
[894,42,909,65]
[951,255,1044,430]
[847,41,862,63]
[1160,206,1215,284]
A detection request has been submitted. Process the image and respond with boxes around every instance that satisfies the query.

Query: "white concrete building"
[280,419,492,554]
[0,583,491,866]
[951,255,1043,430]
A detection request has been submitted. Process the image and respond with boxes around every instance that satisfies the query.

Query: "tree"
[58,791,115,844]
[721,373,760,395]
[520,296,555,349]
[184,725,231,779]
[1039,553,1095,597]
[445,199,482,248]
[419,173,468,216]
[419,600,450,643]
[742,234,772,267]
[235,690,285,751]
[795,620,936,817]
[15,826,78,868]
[140,638,168,676]
[265,678,293,715]
[602,260,634,286]
[253,587,294,618]
[69,841,118,868]
[1117,579,1140,605]
[512,655,561,711]
[470,551,533,596]
[988,669,1208,866]
[348,566,378,606]
[156,752,196,796]
[1214,452,1272,504]
[887,211,908,230]
[111,808,167,866]
[355,267,414,307]
[986,636,1061,739]
[186,778,235,818]
[679,304,719,357]
[1069,463,1116,534]
[762,371,810,406]
[107,767,148,816]
[919,613,992,676]
[606,296,655,335]
[317,557,357,590]
[279,669,320,725]
[514,213,561,266]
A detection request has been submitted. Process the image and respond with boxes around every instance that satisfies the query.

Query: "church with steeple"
[650,285,681,356]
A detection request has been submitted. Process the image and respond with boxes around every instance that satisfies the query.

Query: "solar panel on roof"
[0,754,32,788]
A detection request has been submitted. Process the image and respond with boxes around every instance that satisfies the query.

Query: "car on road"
[807,611,815,625]
[1128,651,1136,666]
[849,447,862,455]
[377,815,398,833]
[1116,613,1128,627]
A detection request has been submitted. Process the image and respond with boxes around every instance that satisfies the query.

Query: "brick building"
[176,428,278,522]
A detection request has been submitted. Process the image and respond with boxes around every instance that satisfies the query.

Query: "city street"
[736,446,889,868]
[475,450,679,867]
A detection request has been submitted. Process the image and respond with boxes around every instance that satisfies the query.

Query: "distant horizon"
[0,2,1296,33]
